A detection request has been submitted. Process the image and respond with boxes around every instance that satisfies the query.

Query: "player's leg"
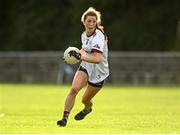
[57,70,88,126]
[74,82,103,120]
[64,71,88,112]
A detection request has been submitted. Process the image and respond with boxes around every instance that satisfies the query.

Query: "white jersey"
[80,29,109,83]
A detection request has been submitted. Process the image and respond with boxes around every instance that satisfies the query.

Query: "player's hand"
[68,50,81,60]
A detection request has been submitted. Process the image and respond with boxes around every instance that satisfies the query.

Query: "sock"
[83,108,91,113]
[63,111,70,120]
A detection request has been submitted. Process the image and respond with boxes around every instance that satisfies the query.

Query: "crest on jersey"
[93,44,100,49]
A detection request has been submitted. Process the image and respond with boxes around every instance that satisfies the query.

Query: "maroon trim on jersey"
[91,49,102,53]
[86,29,96,37]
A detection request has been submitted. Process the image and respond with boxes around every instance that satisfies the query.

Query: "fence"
[0,51,180,85]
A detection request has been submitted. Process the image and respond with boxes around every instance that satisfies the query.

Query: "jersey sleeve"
[92,32,104,53]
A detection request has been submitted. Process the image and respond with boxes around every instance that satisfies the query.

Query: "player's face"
[84,16,97,36]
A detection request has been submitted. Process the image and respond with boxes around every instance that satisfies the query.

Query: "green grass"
[0,84,180,134]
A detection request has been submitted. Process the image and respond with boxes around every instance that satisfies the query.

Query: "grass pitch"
[0,84,180,134]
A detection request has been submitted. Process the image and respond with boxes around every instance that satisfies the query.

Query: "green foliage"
[0,0,180,51]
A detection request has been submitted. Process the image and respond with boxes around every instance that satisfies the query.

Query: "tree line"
[0,0,180,51]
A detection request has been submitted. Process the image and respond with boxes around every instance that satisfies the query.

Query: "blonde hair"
[81,7,103,30]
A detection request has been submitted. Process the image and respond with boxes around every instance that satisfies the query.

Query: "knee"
[69,86,80,97]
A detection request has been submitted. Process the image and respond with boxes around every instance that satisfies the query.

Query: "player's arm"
[80,49,102,64]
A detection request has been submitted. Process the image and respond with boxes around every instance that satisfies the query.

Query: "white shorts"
[78,66,104,88]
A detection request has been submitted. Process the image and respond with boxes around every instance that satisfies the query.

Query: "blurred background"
[0,0,180,85]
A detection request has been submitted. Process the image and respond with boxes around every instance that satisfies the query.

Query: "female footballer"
[57,7,109,127]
